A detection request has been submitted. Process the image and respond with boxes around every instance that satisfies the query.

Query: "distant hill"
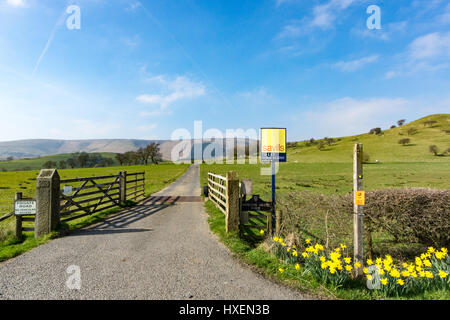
[287,114,450,163]
[0,139,165,160]
[0,138,259,163]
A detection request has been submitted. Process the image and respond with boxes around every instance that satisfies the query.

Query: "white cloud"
[333,55,379,72]
[409,32,450,61]
[310,0,355,30]
[136,75,206,110]
[137,124,157,132]
[303,97,409,137]
[126,1,141,11]
[386,32,450,78]
[5,0,26,7]
[276,0,356,39]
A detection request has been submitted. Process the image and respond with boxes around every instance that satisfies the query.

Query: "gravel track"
[0,165,308,300]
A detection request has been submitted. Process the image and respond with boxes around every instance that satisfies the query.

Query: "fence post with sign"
[353,143,364,277]
[260,128,287,235]
[35,169,60,238]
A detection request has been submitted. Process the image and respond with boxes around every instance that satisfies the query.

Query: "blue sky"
[0,0,449,142]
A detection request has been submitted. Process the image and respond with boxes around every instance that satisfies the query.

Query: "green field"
[201,115,450,197]
[0,152,119,172]
[0,163,190,241]
[201,162,450,199]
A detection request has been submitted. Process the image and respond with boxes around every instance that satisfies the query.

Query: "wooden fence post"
[275,209,283,235]
[267,214,273,235]
[119,171,127,204]
[35,169,60,238]
[15,192,23,240]
[353,143,364,277]
[226,171,239,233]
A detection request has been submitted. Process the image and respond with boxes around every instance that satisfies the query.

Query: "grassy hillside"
[287,114,450,163]
[0,153,118,172]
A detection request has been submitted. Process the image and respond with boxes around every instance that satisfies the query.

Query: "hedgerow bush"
[278,188,450,256]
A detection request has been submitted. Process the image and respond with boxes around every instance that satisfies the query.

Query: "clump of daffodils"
[271,236,449,296]
[364,247,449,296]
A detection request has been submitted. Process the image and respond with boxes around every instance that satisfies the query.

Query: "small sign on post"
[63,186,73,195]
[355,191,365,206]
[14,199,37,216]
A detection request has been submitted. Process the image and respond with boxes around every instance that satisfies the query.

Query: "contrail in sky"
[32,7,67,76]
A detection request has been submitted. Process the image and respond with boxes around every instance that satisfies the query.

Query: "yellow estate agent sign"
[260,128,287,162]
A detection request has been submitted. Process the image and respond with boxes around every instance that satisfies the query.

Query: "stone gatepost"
[35,169,60,238]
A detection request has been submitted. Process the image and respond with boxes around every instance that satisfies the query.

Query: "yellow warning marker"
[355,191,365,206]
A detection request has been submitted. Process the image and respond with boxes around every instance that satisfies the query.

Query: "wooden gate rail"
[207,172,227,215]
[125,172,145,201]
[59,174,121,222]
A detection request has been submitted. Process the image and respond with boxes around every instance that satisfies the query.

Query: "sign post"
[353,143,364,277]
[260,128,287,235]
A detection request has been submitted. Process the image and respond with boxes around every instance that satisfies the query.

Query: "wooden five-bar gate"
[0,169,146,239]
[60,171,145,222]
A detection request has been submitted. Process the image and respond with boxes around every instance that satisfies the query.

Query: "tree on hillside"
[6,156,13,161]
[136,147,150,165]
[324,137,334,146]
[123,151,137,165]
[115,153,125,166]
[369,127,382,135]
[67,157,77,169]
[77,152,90,168]
[429,145,439,156]
[423,120,437,127]
[43,161,57,169]
[398,138,411,146]
[390,125,397,129]
[58,160,67,169]
[147,143,162,164]
[317,141,326,151]
[397,119,406,126]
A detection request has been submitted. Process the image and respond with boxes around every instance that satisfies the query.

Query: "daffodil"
[305,238,311,244]
[438,270,448,279]
[260,229,265,235]
[344,257,352,264]
[295,263,300,271]
[302,252,309,258]
[354,262,361,268]
[279,268,284,273]
[397,279,405,286]
[366,259,373,266]
[389,269,400,278]
[345,265,353,272]
[380,278,388,285]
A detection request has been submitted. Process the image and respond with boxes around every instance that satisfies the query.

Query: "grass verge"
[205,200,450,300]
